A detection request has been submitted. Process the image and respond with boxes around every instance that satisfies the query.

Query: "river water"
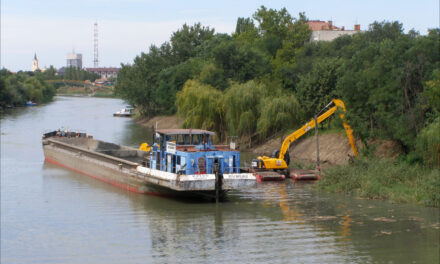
[1,96,439,263]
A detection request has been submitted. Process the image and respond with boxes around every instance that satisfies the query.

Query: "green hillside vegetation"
[115,6,439,205]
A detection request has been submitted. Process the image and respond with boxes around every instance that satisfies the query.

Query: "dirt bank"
[136,114,401,167]
[137,115,184,129]
[252,132,402,167]
[137,115,356,166]
[252,133,357,167]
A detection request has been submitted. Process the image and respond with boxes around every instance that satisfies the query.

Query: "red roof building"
[307,20,361,42]
[307,20,341,31]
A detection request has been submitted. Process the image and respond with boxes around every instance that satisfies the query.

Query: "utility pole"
[314,116,320,173]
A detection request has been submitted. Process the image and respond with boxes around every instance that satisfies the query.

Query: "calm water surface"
[1,96,439,263]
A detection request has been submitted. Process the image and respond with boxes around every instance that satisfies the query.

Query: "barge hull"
[44,148,224,198]
[43,142,152,194]
[42,136,256,199]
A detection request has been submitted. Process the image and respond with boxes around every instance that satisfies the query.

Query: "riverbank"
[137,115,184,129]
[57,85,116,97]
[136,114,439,207]
[317,157,440,207]
[252,132,362,168]
[136,115,358,166]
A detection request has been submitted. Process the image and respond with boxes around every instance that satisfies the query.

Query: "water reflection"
[42,160,361,263]
[2,96,439,264]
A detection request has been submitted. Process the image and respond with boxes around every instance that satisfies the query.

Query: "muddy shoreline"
[135,114,371,167]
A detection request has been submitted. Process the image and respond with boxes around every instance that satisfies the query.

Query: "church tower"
[32,53,39,72]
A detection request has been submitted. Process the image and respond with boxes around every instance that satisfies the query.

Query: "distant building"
[85,67,120,79]
[57,67,66,76]
[307,20,361,42]
[67,52,83,68]
[32,53,39,72]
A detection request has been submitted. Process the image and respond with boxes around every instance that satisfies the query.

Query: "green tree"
[257,93,303,139]
[234,17,259,44]
[212,39,270,82]
[176,80,225,138]
[224,81,267,137]
[116,42,174,116]
[424,69,440,114]
[156,58,203,114]
[198,62,228,90]
[337,23,438,152]
[171,23,215,63]
[252,6,293,56]
[297,58,342,117]
[272,12,311,89]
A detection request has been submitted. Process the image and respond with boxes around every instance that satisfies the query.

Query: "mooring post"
[314,116,320,173]
[214,159,221,203]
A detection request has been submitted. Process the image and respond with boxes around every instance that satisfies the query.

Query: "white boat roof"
[156,129,215,136]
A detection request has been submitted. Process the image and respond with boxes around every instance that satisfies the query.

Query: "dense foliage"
[0,69,56,108]
[116,6,439,168]
[116,6,311,139]
[62,67,100,82]
[26,66,100,82]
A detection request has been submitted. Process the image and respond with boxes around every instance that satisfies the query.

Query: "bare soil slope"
[252,133,357,167]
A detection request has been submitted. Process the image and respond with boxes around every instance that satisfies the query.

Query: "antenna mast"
[94,22,99,67]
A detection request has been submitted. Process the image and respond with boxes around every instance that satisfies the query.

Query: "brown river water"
[1,96,439,263]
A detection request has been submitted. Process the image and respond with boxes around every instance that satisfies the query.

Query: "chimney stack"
[328,20,333,30]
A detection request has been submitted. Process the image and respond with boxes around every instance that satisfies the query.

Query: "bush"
[415,117,440,168]
[317,157,440,207]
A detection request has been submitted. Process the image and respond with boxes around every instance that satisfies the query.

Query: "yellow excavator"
[251,99,358,174]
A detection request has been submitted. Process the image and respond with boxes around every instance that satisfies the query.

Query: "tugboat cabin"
[149,129,240,175]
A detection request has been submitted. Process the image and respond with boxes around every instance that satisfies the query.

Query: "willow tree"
[176,80,225,139]
[224,80,267,137]
[257,94,303,139]
[224,80,303,141]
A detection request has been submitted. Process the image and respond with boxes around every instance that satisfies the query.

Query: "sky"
[1,0,439,71]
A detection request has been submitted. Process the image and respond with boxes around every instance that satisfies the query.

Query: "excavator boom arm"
[278,99,358,161]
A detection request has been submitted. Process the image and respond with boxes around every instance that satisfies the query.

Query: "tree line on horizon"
[115,6,439,167]
[0,66,102,108]
[0,69,56,107]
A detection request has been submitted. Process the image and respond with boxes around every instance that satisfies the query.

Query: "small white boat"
[24,101,37,106]
[113,106,135,117]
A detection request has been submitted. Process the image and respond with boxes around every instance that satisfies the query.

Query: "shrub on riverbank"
[317,157,440,207]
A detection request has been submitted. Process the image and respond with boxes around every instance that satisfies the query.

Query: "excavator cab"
[251,158,265,170]
[272,150,290,166]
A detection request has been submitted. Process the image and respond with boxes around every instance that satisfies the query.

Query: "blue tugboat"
[148,129,241,175]
[43,128,255,201]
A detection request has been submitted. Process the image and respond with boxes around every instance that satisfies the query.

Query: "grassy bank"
[57,85,116,97]
[316,157,440,207]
